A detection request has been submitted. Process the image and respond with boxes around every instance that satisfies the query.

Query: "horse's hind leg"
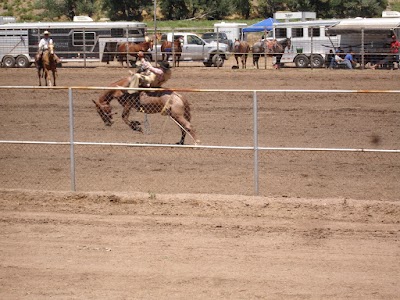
[171,114,199,145]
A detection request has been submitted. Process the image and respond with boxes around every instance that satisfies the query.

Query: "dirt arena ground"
[1,58,399,299]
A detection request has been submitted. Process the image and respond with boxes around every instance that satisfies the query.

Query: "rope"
[168,116,196,144]
[143,113,150,135]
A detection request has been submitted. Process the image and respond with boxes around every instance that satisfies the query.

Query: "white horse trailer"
[0,20,147,67]
[213,22,248,45]
[271,19,341,68]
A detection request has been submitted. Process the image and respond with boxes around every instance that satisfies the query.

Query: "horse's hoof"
[130,120,142,132]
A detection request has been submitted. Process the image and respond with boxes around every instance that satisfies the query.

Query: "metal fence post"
[68,88,76,191]
[253,91,259,195]
[361,28,365,69]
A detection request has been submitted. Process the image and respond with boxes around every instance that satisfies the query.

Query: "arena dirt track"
[1,59,400,299]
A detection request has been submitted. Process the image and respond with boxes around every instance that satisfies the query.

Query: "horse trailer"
[269,16,400,68]
[269,19,341,68]
[0,20,147,67]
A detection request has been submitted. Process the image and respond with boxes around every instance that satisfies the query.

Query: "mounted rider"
[127,51,172,94]
[36,31,61,67]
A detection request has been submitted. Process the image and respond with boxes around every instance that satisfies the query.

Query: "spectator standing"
[390,35,400,69]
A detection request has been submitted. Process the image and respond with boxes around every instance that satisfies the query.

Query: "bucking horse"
[92,76,200,145]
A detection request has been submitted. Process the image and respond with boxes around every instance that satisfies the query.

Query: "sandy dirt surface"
[0,59,399,299]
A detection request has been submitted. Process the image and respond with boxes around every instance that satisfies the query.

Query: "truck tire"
[212,54,224,67]
[2,55,16,68]
[294,55,309,68]
[16,55,31,68]
[310,55,324,68]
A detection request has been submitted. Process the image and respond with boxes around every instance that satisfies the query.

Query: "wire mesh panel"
[73,145,254,195]
[0,143,71,190]
[259,150,400,200]
[0,86,399,199]
[0,89,70,142]
[256,92,400,149]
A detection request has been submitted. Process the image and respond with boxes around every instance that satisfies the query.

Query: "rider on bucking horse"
[36,31,61,67]
[127,51,172,94]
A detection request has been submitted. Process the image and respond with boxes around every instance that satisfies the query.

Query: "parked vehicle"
[268,16,400,68]
[0,18,147,67]
[268,19,341,68]
[151,32,230,67]
[201,32,232,50]
[213,22,248,48]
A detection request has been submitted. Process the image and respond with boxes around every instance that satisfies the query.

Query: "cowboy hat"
[43,30,50,35]
[159,61,170,70]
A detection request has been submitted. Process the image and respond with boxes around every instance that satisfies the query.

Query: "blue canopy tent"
[242,17,278,32]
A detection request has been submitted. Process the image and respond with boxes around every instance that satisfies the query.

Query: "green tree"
[37,0,96,20]
[285,0,388,18]
[257,0,288,18]
[102,0,153,21]
[159,0,189,20]
[232,0,251,19]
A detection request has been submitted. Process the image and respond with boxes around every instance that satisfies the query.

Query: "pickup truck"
[201,32,233,51]
[150,32,230,67]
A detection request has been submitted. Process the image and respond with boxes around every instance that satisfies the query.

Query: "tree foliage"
[159,0,233,20]
[36,0,390,21]
[232,0,252,19]
[38,0,96,20]
[102,0,153,21]
[284,0,388,19]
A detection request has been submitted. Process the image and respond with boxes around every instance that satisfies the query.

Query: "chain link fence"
[0,87,399,200]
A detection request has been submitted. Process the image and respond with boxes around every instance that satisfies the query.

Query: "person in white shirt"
[37,31,60,65]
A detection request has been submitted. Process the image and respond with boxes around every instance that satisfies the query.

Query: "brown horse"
[252,38,291,69]
[35,44,57,86]
[251,40,265,69]
[233,39,250,69]
[116,38,154,67]
[161,37,182,67]
[265,38,291,69]
[92,76,200,145]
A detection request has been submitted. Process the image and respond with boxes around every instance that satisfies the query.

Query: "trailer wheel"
[2,55,16,68]
[294,55,309,68]
[310,55,324,68]
[16,55,31,68]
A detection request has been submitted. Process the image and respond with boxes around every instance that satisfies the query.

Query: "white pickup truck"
[151,32,230,67]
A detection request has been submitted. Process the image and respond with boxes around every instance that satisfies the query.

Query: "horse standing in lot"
[92,76,199,145]
[252,38,291,69]
[116,38,154,67]
[252,40,265,69]
[161,37,183,67]
[35,44,57,86]
[266,38,291,69]
[233,39,250,69]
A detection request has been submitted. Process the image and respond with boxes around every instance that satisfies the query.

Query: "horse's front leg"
[53,70,57,86]
[242,55,247,69]
[37,69,42,86]
[234,55,239,67]
[121,102,142,132]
